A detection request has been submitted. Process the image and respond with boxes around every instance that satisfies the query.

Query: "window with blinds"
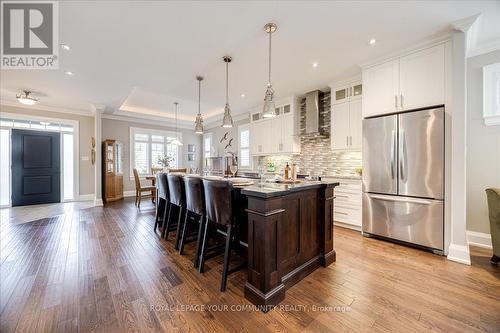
[238,125,251,168]
[131,128,179,176]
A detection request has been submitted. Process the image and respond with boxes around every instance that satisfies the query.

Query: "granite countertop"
[239,180,339,198]
[322,175,362,180]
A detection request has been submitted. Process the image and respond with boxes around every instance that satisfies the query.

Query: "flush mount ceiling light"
[262,23,278,118]
[194,76,204,134]
[61,44,71,51]
[16,90,38,105]
[312,62,319,68]
[221,56,234,128]
[240,93,245,98]
[65,71,74,76]
[369,38,377,45]
[171,102,183,146]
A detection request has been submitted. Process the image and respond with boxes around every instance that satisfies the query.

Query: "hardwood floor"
[1,198,499,332]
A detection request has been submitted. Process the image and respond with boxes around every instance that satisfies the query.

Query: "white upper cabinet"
[331,102,350,150]
[249,97,300,156]
[399,44,445,110]
[331,98,362,151]
[362,42,448,118]
[332,82,363,105]
[362,59,399,118]
[349,99,363,149]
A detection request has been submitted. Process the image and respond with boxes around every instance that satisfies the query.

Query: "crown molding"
[452,14,480,33]
[101,112,194,130]
[0,99,94,116]
[467,38,500,58]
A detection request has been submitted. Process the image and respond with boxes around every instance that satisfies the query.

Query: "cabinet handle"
[394,95,398,108]
[279,143,283,151]
[346,136,349,146]
[400,94,403,109]
[349,136,352,146]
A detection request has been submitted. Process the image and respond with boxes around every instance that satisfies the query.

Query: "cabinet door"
[249,122,260,155]
[331,102,350,150]
[362,59,399,117]
[271,117,283,153]
[399,44,445,110]
[349,99,363,149]
[332,86,350,105]
[281,114,296,153]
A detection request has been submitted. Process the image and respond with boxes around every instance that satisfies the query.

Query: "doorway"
[11,129,61,206]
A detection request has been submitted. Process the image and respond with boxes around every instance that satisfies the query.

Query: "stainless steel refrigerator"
[362,107,444,254]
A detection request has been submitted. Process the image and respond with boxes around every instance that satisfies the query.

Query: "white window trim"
[0,112,80,205]
[203,133,213,160]
[238,124,252,170]
[129,126,181,178]
[483,62,500,126]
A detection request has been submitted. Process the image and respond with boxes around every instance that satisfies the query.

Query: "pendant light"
[194,76,204,134]
[171,102,183,146]
[262,23,277,118]
[221,56,233,128]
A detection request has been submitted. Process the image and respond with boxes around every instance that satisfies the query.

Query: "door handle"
[399,130,407,182]
[390,130,396,179]
[370,194,433,205]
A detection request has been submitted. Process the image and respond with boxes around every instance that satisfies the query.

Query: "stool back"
[184,176,205,216]
[156,173,169,200]
[203,179,233,226]
[167,173,185,206]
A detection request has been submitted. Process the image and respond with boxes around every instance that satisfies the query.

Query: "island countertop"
[239,180,340,198]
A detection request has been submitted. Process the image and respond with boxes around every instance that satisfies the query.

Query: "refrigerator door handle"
[369,194,433,205]
[400,130,407,182]
[390,130,396,179]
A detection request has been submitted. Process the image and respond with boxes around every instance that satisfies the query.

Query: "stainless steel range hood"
[303,90,322,136]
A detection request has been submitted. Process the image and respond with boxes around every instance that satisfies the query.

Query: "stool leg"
[194,214,204,268]
[174,207,184,250]
[221,224,233,292]
[178,211,190,255]
[162,202,172,239]
[154,198,163,232]
[198,217,209,273]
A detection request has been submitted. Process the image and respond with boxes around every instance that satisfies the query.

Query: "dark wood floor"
[1,198,499,333]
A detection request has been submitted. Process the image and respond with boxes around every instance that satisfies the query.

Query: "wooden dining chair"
[133,168,155,207]
[168,168,187,173]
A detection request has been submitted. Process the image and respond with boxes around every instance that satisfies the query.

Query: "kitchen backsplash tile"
[256,90,362,177]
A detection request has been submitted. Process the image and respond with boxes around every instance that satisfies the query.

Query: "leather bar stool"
[199,178,245,291]
[163,173,186,250]
[154,173,170,234]
[178,175,205,267]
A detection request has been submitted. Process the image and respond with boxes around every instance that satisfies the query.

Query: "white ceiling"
[1,1,499,126]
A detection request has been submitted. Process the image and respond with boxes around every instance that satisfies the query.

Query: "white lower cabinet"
[332,178,362,229]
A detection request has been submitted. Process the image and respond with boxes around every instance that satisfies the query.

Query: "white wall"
[101,117,202,192]
[466,50,500,234]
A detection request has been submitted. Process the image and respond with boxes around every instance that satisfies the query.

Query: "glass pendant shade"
[222,103,233,128]
[16,91,38,105]
[262,84,276,118]
[194,114,203,134]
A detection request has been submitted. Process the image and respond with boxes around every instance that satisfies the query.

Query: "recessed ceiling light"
[65,71,74,76]
[240,93,245,98]
[61,44,71,51]
[369,38,376,45]
[312,62,319,68]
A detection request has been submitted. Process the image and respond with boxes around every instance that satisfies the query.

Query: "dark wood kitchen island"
[240,180,339,309]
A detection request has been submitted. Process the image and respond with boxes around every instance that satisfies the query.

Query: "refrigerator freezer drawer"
[362,193,443,250]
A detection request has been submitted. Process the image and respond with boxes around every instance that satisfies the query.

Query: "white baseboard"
[466,230,492,249]
[78,194,94,201]
[94,198,103,207]
[334,221,362,232]
[124,190,135,197]
[447,243,471,265]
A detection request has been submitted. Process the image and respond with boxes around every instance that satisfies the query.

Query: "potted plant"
[157,155,174,172]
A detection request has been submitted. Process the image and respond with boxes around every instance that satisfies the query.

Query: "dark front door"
[11,129,61,206]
